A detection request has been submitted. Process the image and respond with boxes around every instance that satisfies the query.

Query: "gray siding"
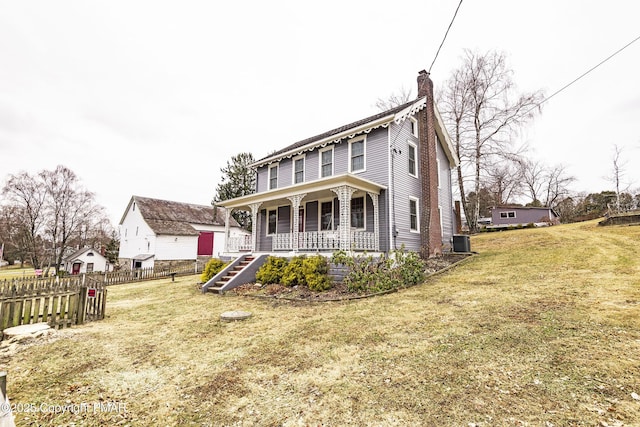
[437,137,455,249]
[388,119,421,252]
[257,166,269,193]
[492,208,554,225]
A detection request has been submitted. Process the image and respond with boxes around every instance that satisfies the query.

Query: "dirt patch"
[231,253,470,302]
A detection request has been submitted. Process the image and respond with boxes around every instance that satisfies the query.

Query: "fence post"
[77,286,87,325]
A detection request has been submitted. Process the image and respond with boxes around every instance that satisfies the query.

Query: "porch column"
[248,202,262,253]
[367,191,380,251]
[287,193,307,252]
[223,208,231,253]
[331,185,356,251]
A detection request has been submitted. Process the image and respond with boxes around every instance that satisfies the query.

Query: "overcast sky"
[1,0,639,226]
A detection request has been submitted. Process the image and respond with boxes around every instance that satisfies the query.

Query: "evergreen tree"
[213,152,256,230]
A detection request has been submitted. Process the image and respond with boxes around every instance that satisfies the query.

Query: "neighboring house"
[217,70,459,257]
[63,247,112,275]
[118,196,249,270]
[490,206,560,227]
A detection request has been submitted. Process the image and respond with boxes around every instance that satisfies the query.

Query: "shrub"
[302,255,332,292]
[332,247,426,293]
[255,256,288,284]
[201,258,227,283]
[281,255,307,287]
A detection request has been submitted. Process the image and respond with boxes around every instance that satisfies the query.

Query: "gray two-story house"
[218,71,459,259]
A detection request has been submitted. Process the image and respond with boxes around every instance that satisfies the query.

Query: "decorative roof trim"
[252,115,395,168]
[393,97,427,124]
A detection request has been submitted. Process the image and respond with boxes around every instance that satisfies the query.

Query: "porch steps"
[206,256,255,294]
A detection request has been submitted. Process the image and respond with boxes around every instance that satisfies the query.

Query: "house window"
[269,165,278,190]
[351,197,365,228]
[409,197,419,232]
[293,156,305,184]
[267,209,277,234]
[320,147,333,178]
[87,252,94,256]
[408,142,417,177]
[410,117,418,137]
[350,138,365,172]
[86,263,94,273]
[500,211,516,218]
[320,201,335,230]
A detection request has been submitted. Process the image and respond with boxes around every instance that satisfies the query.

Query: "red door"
[197,232,214,256]
[72,262,81,275]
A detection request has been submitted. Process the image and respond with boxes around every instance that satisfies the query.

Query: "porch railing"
[271,231,376,251]
[227,235,252,252]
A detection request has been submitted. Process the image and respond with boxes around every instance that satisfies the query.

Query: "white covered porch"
[219,174,386,254]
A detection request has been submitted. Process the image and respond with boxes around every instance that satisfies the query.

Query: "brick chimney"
[417,70,443,258]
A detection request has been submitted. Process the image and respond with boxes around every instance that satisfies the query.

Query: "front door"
[72,262,81,275]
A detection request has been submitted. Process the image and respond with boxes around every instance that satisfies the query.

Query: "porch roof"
[217,173,386,211]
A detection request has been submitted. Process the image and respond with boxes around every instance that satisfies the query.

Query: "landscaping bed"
[231,253,470,301]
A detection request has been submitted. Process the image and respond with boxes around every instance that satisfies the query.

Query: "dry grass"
[3,220,640,426]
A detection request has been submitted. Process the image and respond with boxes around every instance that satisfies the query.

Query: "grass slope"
[3,220,640,426]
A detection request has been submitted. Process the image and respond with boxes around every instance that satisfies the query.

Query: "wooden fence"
[0,264,198,331]
[0,277,106,330]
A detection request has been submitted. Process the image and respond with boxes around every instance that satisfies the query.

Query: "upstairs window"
[410,117,418,137]
[350,138,365,172]
[269,165,278,190]
[408,142,417,177]
[293,156,305,184]
[320,147,333,178]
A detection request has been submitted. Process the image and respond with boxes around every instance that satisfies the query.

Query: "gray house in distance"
[217,71,459,257]
[490,206,560,227]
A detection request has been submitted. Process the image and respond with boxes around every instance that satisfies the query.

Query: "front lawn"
[2,220,639,426]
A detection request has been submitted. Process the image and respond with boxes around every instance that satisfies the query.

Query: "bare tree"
[41,165,103,274]
[2,166,107,273]
[485,161,523,205]
[374,86,413,111]
[1,171,48,268]
[439,50,544,232]
[519,159,575,208]
[609,144,626,212]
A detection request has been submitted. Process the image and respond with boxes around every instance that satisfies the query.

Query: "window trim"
[408,141,418,178]
[319,146,334,178]
[292,155,305,184]
[500,211,517,219]
[409,197,419,233]
[436,158,441,188]
[348,136,366,173]
[268,164,279,190]
[267,208,278,235]
[410,117,418,138]
[350,195,366,230]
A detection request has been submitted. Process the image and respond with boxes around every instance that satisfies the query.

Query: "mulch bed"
[229,253,471,302]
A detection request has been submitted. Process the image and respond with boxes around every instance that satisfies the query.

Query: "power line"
[527,34,640,114]
[428,0,463,74]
